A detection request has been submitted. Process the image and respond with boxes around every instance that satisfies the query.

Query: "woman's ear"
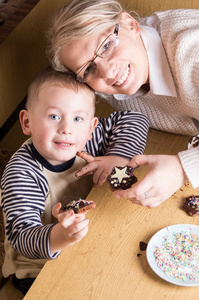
[19,109,31,136]
[88,117,98,141]
[120,12,140,36]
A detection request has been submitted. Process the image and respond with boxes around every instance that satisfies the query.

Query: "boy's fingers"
[58,209,75,227]
[99,172,109,186]
[52,203,75,220]
[52,202,62,218]
[76,161,98,177]
[77,151,95,163]
[70,218,89,237]
[71,224,89,242]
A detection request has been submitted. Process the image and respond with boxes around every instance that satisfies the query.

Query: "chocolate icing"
[63,199,96,214]
[182,195,199,216]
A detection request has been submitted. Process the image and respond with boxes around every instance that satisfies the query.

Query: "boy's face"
[21,84,98,165]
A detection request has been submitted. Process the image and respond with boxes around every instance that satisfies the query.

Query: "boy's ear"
[120,12,140,36]
[88,117,98,141]
[19,110,31,136]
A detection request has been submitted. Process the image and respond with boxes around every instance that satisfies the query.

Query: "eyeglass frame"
[76,23,119,83]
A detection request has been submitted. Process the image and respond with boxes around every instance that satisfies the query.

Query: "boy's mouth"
[58,143,70,146]
[55,142,72,146]
[114,65,130,86]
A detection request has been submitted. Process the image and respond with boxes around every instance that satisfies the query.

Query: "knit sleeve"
[1,145,60,260]
[178,134,199,188]
[85,111,149,159]
[178,147,199,189]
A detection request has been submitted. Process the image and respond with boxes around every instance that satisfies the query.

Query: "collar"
[114,21,177,100]
[30,143,76,173]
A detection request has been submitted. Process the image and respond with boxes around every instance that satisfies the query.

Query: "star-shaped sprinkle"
[110,167,130,183]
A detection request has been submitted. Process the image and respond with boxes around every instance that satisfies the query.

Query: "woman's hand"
[76,151,130,187]
[114,154,187,208]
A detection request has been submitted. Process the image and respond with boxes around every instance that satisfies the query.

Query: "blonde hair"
[46,0,125,72]
[26,66,95,111]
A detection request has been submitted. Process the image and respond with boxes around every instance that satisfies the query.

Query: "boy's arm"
[78,111,149,186]
[1,148,60,260]
[85,111,149,159]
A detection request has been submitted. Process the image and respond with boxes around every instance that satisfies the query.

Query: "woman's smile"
[114,64,130,86]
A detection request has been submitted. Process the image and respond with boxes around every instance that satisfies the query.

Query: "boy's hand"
[50,203,89,253]
[76,151,130,187]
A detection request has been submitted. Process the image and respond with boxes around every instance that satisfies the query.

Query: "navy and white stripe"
[1,143,53,259]
[85,111,149,158]
[1,110,149,260]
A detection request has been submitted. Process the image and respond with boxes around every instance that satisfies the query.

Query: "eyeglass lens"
[77,24,119,82]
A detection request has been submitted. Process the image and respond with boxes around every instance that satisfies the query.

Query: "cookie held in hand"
[182,195,199,216]
[107,166,137,190]
[63,199,96,214]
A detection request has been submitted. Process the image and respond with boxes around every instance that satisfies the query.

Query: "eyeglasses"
[76,23,119,83]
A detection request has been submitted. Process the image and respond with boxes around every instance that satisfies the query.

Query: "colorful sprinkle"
[154,231,199,281]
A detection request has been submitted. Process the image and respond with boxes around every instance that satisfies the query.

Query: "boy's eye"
[49,114,60,120]
[74,116,83,122]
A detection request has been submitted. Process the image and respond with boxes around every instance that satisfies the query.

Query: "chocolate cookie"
[182,195,199,216]
[107,166,137,190]
[63,199,96,214]
[188,134,199,149]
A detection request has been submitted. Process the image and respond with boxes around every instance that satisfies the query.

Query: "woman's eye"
[74,116,83,122]
[84,63,95,77]
[101,41,110,53]
[49,114,60,120]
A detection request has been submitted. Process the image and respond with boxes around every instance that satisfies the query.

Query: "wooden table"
[24,129,199,300]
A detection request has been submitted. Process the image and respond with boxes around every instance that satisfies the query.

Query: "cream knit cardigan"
[103,9,199,188]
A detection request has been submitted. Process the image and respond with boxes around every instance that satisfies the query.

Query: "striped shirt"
[1,111,149,260]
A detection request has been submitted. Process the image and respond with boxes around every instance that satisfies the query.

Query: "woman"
[46,0,199,207]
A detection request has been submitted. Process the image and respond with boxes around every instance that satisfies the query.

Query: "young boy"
[1,67,149,295]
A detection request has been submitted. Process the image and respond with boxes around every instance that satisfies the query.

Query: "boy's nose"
[57,118,72,135]
[58,127,72,135]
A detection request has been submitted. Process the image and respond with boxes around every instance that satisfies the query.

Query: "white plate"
[146,224,199,286]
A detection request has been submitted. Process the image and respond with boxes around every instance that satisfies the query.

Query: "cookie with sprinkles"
[63,199,96,214]
[182,195,199,216]
[188,134,199,149]
[107,166,137,190]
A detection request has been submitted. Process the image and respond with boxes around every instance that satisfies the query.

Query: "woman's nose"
[96,57,116,79]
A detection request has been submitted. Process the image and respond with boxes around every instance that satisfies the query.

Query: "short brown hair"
[26,66,95,110]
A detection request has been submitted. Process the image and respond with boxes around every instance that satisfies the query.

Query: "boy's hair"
[46,0,124,72]
[26,66,95,110]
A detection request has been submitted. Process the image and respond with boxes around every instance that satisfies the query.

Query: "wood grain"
[24,129,199,300]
